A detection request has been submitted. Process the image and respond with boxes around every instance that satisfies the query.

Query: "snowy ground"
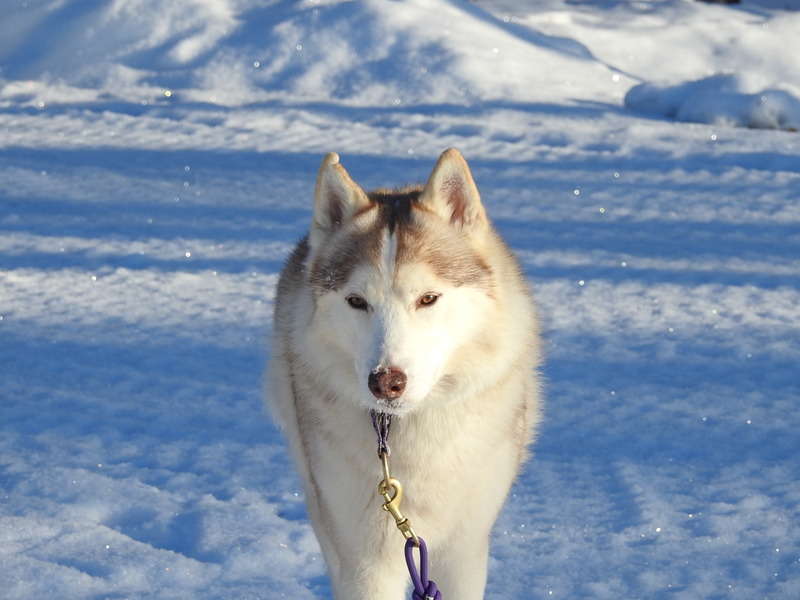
[1,0,799,598]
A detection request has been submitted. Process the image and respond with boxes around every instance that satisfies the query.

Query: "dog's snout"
[368,367,407,401]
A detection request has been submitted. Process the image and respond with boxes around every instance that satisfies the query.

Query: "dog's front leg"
[312,480,411,600]
[430,535,491,600]
[329,542,410,600]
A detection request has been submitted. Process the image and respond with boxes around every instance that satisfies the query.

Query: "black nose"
[368,368,407,401]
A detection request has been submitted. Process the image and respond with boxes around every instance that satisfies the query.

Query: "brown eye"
[346,295,368,310]
[417,293,439,308]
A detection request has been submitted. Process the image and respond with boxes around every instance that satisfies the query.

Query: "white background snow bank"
[1,0,799,598]
[626,73,800,130]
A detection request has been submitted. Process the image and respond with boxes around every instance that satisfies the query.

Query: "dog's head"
[304,149,497,415]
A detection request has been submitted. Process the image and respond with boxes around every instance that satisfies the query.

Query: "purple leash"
[405,537,442,600]
[371,410,443,600]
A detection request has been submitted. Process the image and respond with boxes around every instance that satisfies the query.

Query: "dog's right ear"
[310,153,370,247]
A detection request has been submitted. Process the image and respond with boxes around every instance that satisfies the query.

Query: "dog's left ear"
[418,148,487,230]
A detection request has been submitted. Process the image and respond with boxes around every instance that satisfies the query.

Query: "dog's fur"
[267,149,542,600]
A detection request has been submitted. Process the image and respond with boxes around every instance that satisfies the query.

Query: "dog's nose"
[368,367,407,401]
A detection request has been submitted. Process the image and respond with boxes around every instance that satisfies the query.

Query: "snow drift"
[626,73,800,131]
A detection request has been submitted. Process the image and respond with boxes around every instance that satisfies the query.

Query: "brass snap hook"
[377,453,419,546]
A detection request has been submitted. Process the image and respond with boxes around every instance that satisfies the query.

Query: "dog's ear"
[418,148,487,230]
[311,153,370,243]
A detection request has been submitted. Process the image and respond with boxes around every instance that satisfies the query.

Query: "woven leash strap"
[371,409,392,457]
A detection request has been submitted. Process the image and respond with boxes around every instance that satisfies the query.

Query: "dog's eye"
[346,295,369,311]
[417,293,440,308]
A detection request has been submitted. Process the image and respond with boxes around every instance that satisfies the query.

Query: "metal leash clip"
[378,451,420,547]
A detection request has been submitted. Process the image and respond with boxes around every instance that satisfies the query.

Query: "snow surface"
[1,0,799,598]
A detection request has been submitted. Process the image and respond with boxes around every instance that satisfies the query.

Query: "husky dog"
[267,149,541,600]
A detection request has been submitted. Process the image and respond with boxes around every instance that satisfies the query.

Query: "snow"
[1,0,799,598]
[625,73,800,131]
